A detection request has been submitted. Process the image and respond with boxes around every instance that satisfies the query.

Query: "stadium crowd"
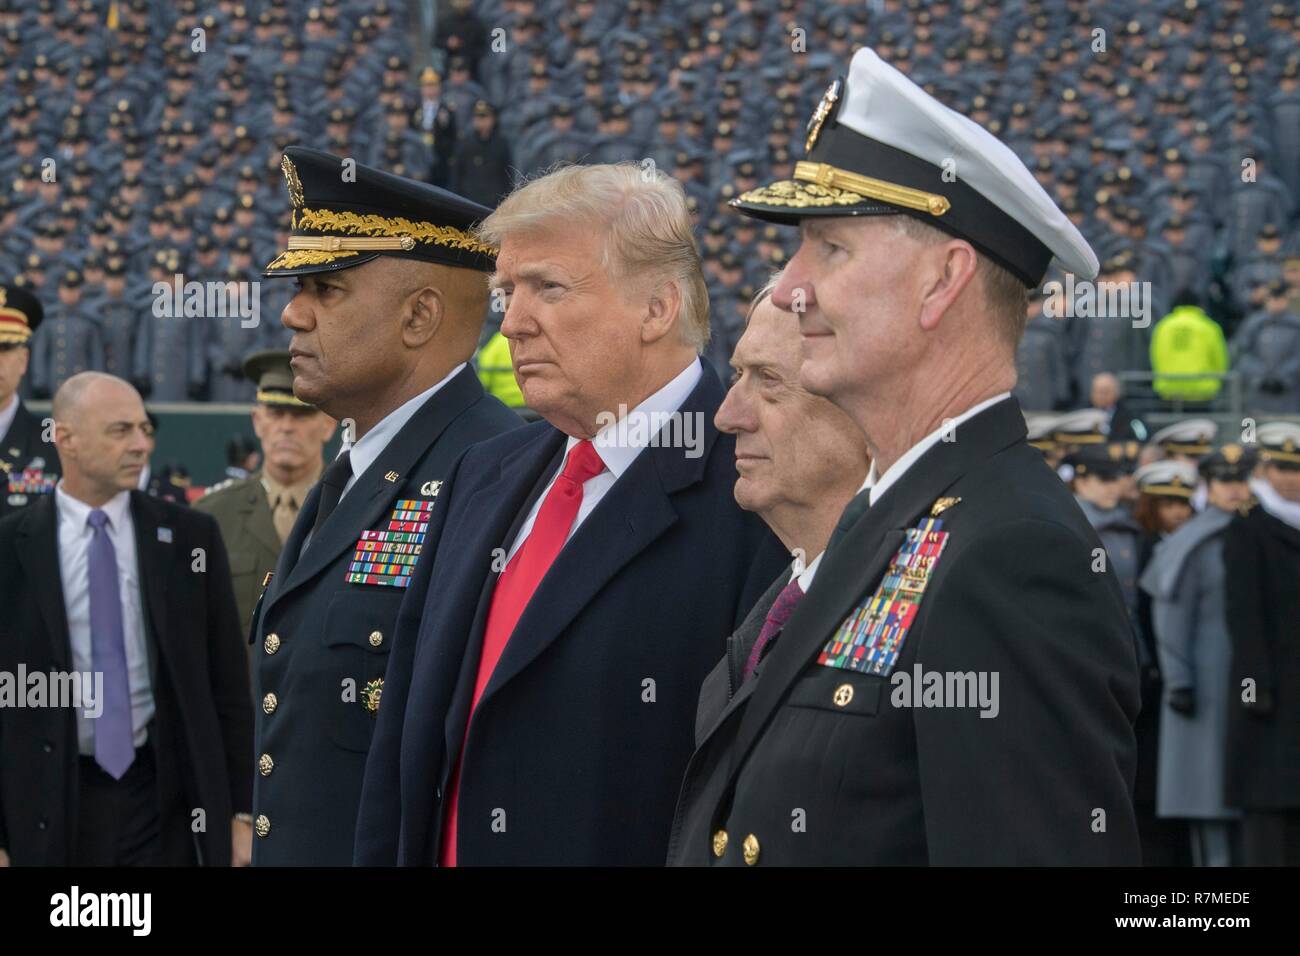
[2,0,1299,408]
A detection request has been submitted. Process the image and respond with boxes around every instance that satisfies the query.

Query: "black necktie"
[311,450,353,537]
[827,488,872,551]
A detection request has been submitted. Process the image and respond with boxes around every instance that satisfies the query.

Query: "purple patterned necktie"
[742,578,805,683]
[87,508,134,779]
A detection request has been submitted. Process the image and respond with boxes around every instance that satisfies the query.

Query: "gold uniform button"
[264,633,281,655]
[368,630,383,647]
[833,683,854,707]
[259,753,274,776]
[254,815,271,838]
[743,834,760,866]
[712,830,728,858]
[262,692,278,714]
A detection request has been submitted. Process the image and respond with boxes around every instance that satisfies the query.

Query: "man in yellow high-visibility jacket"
[474,330,525,407]
[1150,304,1229,402]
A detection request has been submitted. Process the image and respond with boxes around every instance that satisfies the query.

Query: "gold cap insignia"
[1222,443,1243,464]
[930,496,961,517]
[363,677,384,715]
[280,154,304,209]
[805,77,842,153]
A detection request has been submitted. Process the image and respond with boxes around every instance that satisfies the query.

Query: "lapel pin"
[420,479,443,497]
[384,471,400,483]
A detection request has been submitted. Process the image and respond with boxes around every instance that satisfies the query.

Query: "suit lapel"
[15,495,71,671]
[722,397,1028,795]
[440,429,567,780]
[265,367,484,614]
[694,570,791,747]
[475,370,724,710]
[130,491,170,686]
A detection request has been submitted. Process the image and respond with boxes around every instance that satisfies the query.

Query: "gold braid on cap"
[735,162,951,217]
[265,249,361,270]
[265,207,499,269]
[294,207,497,257]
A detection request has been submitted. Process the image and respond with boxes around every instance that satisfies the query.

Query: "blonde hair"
[476,162,710,351]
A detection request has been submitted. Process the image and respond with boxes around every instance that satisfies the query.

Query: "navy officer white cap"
[732,47,1099,287]
[1150,418,1218,453]
[1134,459,1199,497]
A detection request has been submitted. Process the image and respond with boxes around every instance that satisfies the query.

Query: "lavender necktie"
[88,508,134,779]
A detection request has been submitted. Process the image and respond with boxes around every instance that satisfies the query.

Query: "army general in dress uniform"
[0,284,60,520]
[669,49,1140,866]
[248,147,522,865]
[195,350,336,683]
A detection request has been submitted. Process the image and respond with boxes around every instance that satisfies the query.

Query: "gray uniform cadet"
[248,148,522,865]
[1140,444,1256,867]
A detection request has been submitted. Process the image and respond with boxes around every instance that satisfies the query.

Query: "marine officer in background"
[0,284,60,520]
[249,147,521,865]
[195,350,336,668]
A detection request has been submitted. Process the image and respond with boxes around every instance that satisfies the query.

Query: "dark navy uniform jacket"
[669,397,1142,866]
[250,366,521,866]
[0,398,60,521]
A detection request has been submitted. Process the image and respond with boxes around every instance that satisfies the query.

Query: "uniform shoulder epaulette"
[197,477,242,501]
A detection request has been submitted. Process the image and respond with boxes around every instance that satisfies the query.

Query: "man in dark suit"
[249,148,522,866]
[1225,422,1300,866]
[673,49,1141,866]
[1089,372,1147,444]
[668,281,869,864]
[0,373,252,866]
[0,284,60,521]
[354,162,787,866]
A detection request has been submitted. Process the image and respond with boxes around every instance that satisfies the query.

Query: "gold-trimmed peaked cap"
[1256,421,1300,467]
[264,146,497,277]
[242,349,312,408]
[0,284,43,347]
[731,48,1099,288]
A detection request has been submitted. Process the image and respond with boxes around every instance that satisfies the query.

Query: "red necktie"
[440,439,606,866]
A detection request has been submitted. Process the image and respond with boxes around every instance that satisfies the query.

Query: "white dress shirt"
[503,358,703,565]
[804,392,1012,589]
[339,362,468,500]
[795,550,823,591]
[0,392,18,441]
[56,485,154,754]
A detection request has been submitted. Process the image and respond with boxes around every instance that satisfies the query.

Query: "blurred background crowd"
[2,0,1299,427]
